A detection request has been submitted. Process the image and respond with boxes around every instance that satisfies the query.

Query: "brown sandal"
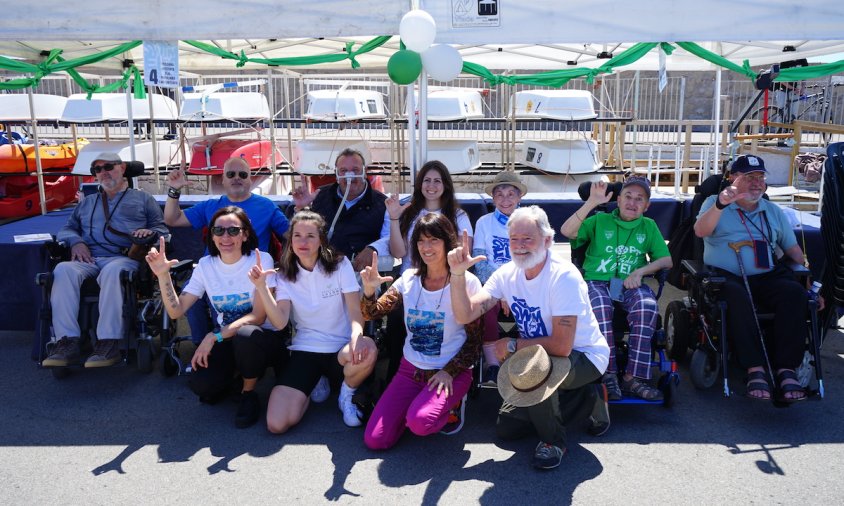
[620,376,664,401]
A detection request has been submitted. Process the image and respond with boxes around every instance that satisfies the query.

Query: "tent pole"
[708,67,722,180]
[266,68,278,192]
[148,86,160,191]
[419,69,428,169]
[27,88,48,215]
[675,76,686,196]
[125,83,137,162]
[407,81,417,185]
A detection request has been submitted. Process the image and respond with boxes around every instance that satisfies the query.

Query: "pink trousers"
[364,357,472,450]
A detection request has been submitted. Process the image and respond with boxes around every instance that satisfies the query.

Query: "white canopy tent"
[0,0,843,72]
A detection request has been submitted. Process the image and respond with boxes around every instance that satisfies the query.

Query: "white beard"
[511,246,546,271]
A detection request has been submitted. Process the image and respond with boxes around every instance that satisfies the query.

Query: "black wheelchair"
[662,145,843,402]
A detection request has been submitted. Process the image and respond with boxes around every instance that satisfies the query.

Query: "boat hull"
[0,174,83,218]
[0,142,82,174]
[188,139,280,175]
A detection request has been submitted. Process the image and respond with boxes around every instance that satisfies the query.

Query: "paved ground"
[2,281,843,504]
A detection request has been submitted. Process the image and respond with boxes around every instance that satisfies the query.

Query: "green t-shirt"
[571,209,670,282]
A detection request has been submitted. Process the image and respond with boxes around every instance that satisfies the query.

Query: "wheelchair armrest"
[785,261,811,275]
[35,272,53,287]
[172,259,194,273]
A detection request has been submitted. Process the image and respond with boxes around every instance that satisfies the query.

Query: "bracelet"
[167,187,181,199]
[450,271,465,277]
[574,211,584,220]
[213,332,223,343]
[714,198,728,210]
[390,218,400,221]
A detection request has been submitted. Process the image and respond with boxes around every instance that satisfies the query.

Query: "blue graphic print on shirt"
[406,308,445,356]
[492,235,511,265]
[511,296,547,338]
[211,292,252,326]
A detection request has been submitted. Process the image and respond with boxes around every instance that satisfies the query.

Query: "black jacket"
[310,182,387,258]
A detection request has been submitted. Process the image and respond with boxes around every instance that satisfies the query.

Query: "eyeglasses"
[225,171,249,179]
[91,163,117,174]
[743,174,767,183]
[210,226,243,237]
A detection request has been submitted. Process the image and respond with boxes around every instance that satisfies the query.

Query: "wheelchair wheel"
[659,373,679,408]
[136,340,154,374]
[665,301,692,361]
[689,349,719,390]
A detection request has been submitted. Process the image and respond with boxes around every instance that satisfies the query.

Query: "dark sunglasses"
[91,163,117,174]
[226,171,249,179]
[210,226,244,237]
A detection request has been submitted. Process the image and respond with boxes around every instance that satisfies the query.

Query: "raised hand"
[247,248,275,288]
[166,168,189,190]
[718,174,751,206]
[385,193,410,220]
[587,181,613,206]
[145,236,178,277]
[447,229,486,275]
[360,250,393,295]
[291,185,318,209]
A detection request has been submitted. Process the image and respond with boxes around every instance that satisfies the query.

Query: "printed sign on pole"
[143,41,180,88]
[658,46,668,93]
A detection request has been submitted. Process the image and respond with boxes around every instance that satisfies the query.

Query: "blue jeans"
[186,294,220,344]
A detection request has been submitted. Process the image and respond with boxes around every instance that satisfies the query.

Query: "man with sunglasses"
[291,148,391,273]
[42,152,167,368]
[695,154,818,403]
[164,156,290,345]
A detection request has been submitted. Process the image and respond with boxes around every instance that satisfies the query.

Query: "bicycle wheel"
[750,106,784,134]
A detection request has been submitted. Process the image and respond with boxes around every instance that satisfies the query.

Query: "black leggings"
[189,325,289,401]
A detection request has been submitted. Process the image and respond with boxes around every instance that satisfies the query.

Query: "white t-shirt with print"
[474,212,511,269]
[392,269,482,370]
[274,257,360,353]
[183,251,277,330]
[484,251,609,373]
[399,208,473,273]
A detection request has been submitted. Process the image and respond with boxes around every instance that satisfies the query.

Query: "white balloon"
[399,10,437,53]
[422,44,463,82]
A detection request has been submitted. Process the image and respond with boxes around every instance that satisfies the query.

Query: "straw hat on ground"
[497,345,571,407]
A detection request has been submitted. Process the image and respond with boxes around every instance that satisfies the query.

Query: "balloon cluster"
[388,10,463,85]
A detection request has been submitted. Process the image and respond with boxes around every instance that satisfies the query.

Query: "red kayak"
[0,174,83,218]
[188,139,281,175]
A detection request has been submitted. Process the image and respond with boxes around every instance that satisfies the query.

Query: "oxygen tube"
[326,168,366,240]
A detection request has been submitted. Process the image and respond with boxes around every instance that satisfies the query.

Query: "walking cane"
[728,240,788,407]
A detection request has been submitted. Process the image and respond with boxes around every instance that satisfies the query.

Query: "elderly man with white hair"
[448,205,610,470]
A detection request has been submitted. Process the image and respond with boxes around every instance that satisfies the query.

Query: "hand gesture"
[587,181,613,206]
[427,369,454,397]
[360,250,393,295]
[145,236,178,277]
[71,242,94,263]
[191,334,215,370]
[717,174,750,207]
[291,185,318,209]
[166,168,189,190]
[247,248,275,288]
[385,193,410,220]
[447,229,486,275]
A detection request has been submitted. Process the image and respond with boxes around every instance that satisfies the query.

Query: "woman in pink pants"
[360,212,482,449]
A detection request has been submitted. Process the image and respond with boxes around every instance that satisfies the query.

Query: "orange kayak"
[0,141,85,174]
[0,174,84,218]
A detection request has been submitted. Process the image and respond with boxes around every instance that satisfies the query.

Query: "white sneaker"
[310,375,330,403]
[338,385,362,427]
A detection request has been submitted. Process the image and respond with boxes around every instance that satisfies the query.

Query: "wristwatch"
[213,331,223,343]
[507,338,518,355]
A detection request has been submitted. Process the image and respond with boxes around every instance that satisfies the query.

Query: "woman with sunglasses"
[147,206,288,429]
[248,211,377,433]
[383,161,474,380]
[360,212,482,449]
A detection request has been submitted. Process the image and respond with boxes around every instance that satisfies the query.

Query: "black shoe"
[533,442,566,470]
[235,390,260,429]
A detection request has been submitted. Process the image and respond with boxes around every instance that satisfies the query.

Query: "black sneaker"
[533,442,566,470]
[440,396,466,435]
[235,390,260,429]
[84,339,121,368]
[42,337,81,367]
[482,365,500,386]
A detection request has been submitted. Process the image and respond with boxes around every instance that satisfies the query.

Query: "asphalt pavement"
[2,286,843,505]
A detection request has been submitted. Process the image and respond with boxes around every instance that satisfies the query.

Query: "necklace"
[415,273,450,311]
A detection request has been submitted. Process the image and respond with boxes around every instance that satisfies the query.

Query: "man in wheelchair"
[693,154,820,402]
[561,176,672,401]
[41,152,168,368]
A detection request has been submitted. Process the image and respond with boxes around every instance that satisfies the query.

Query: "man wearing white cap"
[42,152,167,368]
[448,205,610,470]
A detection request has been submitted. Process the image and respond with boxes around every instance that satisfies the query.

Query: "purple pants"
[364,357,472,450]
[587,280,659,379]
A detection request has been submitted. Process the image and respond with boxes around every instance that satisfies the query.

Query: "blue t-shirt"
[184,194,289,252]
[698,196,798,276]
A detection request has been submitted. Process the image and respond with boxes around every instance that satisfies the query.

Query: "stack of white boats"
[0,86,604,217]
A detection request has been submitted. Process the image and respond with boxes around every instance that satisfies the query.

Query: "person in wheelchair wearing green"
[561,177,672,401]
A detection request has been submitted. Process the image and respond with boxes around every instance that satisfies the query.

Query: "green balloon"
[388,50,422,85]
